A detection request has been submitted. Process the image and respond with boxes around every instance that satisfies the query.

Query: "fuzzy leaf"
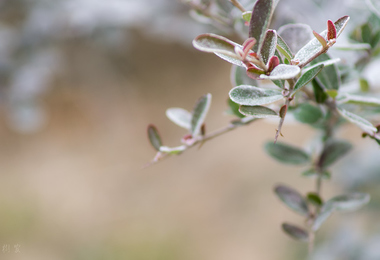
[282,223,309,242]
[215,53,245,67]
[292,64,324,96]
[312,203,334,231]
[249,0,273,53]
[337,93,380,107]
[337,108,377,132]
[293,103,323,124]
[191,94,212,137]
[294,16,349,65]
[260,64,300,80]
[311,53,340,90]
[229,85,283,106]
[260,30,277,65]
[276,35,293,61]
[265,142,310,165]
[231,65,258,87]
[275,185,309,216]
[166,108,192,130]
[313,30,327,47]
[318,140,352,169]
[147,124,162,151]
[193,33,237,56]
[239,105,278,118]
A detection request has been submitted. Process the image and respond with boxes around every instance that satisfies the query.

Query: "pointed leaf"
[260,30,277,65]
[242,11,252,22]
[166,108,192,130]
[327,20,337,40]
[147,124,162,151]
[260,64,300,80]
[337,93,380,107]
[231,65,258,87]
[313,30,327,47]
[318,140,352,168]
[282,223,309,242]
[249,0,273,52]
[239,105,278,118]
[191,94,212,137]
[229,85,283,106]
[337,107,377,132]
[311,53,340,90]
[294,16,349,65]
[215,53,245,67]
[276,35,293,61]
[293,103,323,124]
[292,64,324,96]
[265,141,310,165]
[313,203,334,231]
[274,185,309,216]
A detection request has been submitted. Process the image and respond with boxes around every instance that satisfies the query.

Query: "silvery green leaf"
[239,105,278,118]
[147,124,162,151]
[166,108,192,130]
[191,94,212,137]
[292,64,324,97]
[337,93,380,107]
[275,185,309,216]
[265,142,310,165]
[328,193,370,212]
[260,64,300,80]
[260,30,277,65]
[337,107,377,132]
[249,0,273,52]
[229,85,283,106]
[282,223,309,242]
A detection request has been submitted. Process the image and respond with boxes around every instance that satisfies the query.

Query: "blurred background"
[0,0,379,259]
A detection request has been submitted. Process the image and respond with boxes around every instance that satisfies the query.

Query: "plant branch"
[145,118,257,167]
[298,40,336,69]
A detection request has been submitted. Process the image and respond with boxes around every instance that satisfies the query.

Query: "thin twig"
[145,118,256,167]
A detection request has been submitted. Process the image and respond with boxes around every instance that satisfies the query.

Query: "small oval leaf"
[229,85,283,106]
[265,141,310,165]
[275,185,309,216]
[193,33,238,56]
[328,192,370,212]
[318,139,352,169]
[282,223,309,242]
[191,94,212,137]
[307,192,323,206]
[147,124,162,151]
[166,108,192,130]
[239,105,278,118]
[260,29,277,65]
[260,64,300,80]
[276,35,293,61]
